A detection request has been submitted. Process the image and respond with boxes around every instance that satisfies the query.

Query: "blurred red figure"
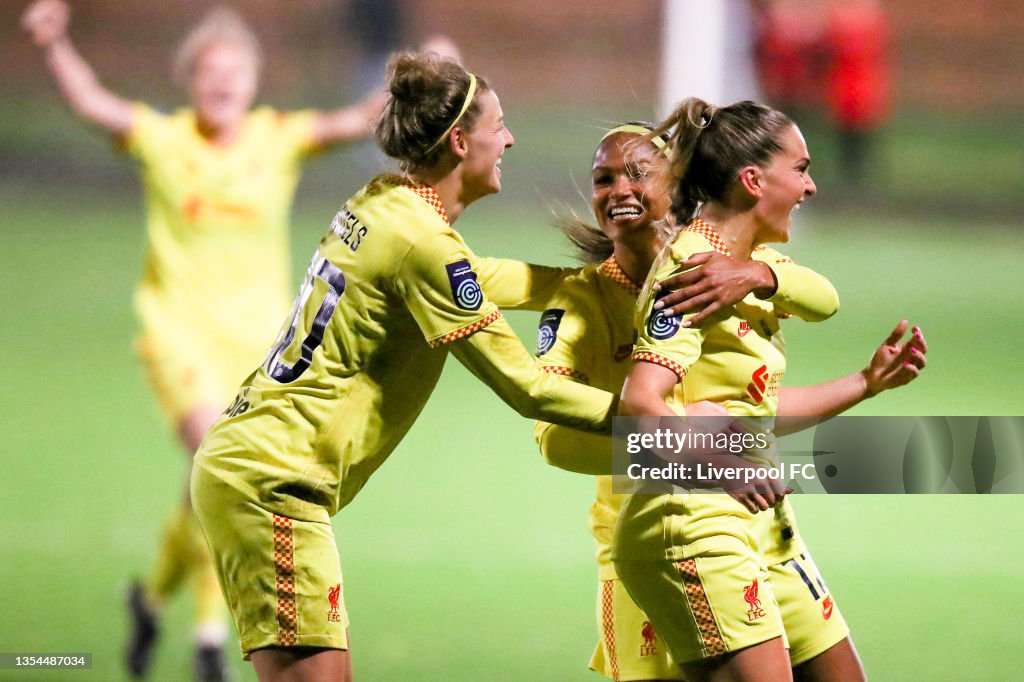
[753,0,827,112]
[754,0,893,188]
[824,0,893,185]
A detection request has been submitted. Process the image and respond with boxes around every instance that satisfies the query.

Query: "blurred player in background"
[754,0,893,189]
[22,2,389,679]
[612,99,926,681]
[822,0,893,188]
[190,52,621,681]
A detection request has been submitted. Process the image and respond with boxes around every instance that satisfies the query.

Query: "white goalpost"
[660,0,761,117]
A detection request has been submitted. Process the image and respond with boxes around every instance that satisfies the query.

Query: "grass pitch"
[1,175,1021,681]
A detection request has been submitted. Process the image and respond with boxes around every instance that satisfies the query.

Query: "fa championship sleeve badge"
[646,291,681,340]
[537,308,565,356]
[445,260,483,311]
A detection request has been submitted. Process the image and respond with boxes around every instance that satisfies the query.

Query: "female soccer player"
[537,121,926,680]
[190,52,620,682]
[22,2,391,678]
[609,100,926,682]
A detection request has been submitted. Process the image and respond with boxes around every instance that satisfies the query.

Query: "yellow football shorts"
[191,465,349,658]
[612,492,787,664]
[590,577,684,681]
[769,551,850,666]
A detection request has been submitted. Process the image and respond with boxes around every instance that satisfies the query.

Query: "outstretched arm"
[449,316,616,433]
[776,319,927,434]
[310,36,462,148]
[22,0,134,136]
[537,400,727,476]
[476,258,578,311]
[310,89,387,148]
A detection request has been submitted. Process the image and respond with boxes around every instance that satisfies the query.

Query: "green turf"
[1,180,1022,681]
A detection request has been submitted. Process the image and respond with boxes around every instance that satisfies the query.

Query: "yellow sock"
[187,508,228,644]
[144,503,198,608]
[144,503,228,643]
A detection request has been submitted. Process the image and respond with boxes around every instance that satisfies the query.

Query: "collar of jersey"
[683,218,731,256]
[399,179,450,225]
[598,256,642,296]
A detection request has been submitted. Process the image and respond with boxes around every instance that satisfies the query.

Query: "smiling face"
[752,124,816,243]
[189,41,258,134]
[459,89,514,201]
[591,133,671,245]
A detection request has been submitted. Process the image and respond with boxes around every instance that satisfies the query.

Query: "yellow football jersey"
[535,257,642,580]
[628,219,830,563]
[195,177,614,521]
[124,103,319,351]
[634,221,788,416]
[538,221,840,575]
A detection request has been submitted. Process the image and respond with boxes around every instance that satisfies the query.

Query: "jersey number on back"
[265,256,346,383]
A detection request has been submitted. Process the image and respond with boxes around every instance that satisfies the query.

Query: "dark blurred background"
[2,0,1021,218]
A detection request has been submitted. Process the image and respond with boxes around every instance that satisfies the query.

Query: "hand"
[683,399,743,444]
[726,470,792,513]
[683,402,791,512]
[862,319,928,396]
[22,0,70,48]
[653,252,775,326]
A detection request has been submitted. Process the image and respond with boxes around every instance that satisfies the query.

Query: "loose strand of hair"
[558,215,614,265]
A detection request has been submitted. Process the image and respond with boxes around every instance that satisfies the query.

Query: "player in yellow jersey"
[22,3,402,679]
[536,122,869,681]
[612,100,927,682]
[190,52,621,681]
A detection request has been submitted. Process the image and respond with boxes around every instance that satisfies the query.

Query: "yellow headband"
[600,124,671,158]
[426,73,478,153]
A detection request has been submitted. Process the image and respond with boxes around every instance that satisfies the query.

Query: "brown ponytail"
[654,98,793,224]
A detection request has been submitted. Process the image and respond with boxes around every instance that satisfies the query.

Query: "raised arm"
[311,36,462,149]
[776,319,927,434]
[310,89,387,149]
[22,0,134,136]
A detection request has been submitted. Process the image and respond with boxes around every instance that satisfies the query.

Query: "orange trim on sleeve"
[540,365,589,383]
[632,351,686,381]
[428,309,502,348]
